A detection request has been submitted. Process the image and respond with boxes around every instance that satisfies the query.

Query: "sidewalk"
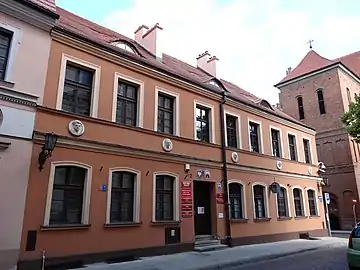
[74,237,347,270]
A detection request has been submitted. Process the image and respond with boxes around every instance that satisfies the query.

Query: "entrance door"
[193,181,212,235]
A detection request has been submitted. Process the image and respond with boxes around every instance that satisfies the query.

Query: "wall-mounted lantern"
[38,133,58,171]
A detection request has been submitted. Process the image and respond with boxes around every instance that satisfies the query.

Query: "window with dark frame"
[116,80,138,126]
[157,93,174,134]
[249,122,260,153]
[288,134,297,161]
[277,187,288,217]
[271,129,281,157]
[110,172,135,223]
[297,96,305,120]
[196,105,210,142]
[303,139,311,164]
[253,185,266,218]
[293,188,303,216]
[226,114,238,148]
[229,183,243,219]
[62,64,94,116]
[155,175,174,221]
[317,89,326,114]
[307,189,317,216]
[49,166,86,225]
[0,28,12,81]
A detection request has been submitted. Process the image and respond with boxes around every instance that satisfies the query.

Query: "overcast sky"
[57,0,360,105]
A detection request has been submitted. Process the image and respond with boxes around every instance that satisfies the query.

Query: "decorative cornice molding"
[0,93,37,107]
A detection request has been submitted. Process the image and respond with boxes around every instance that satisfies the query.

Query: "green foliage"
[341,94,360,143]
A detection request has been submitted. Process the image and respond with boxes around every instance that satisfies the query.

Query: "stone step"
[194,244,228,252]
[195,239,221,247]
[195,234,214,240]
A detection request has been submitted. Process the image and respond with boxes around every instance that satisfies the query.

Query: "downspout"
[220,90,232,247]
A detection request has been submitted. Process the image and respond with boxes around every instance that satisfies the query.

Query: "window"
[62,64,94,116]
[196,105,210,142]
[109,172,135,223]
[155,175,175,221]
[157,93,174,134]
[288,134,297,161]
[277,187,288,217]
[253,184,266,218]
[226,114,238,148]
[229,183,244,219]
[307,189,317,216]
[249,121,261,153]
[208,80,220,88]
[271,128,281,157]
[297,96,305,120]
[293,188,304,216]
[115,80,138,126]
[49,166,87,225]
[303,139,311,164]
[115,42,137,54]
[347,88,352,104]
[317,89,326,114]
[0,28,12,80]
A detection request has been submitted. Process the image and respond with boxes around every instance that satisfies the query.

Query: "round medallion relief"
[68,120,85,137]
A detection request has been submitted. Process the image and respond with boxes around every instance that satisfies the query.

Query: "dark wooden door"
[193,181,212,235]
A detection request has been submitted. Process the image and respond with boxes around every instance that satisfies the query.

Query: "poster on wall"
[181,182,193,218]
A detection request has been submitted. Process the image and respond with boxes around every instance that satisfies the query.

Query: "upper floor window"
[249,121,261,153]
[116,80,138,126]
[303,138,311,164]
[115,42,137,54]
[0,28,12,81]
[208,80,220,88]
[297,96,305,120]
[288,134,297,161]
[317,89,326,114]
[62,64,94,116]
[347,88,351,104]
[157,93,174,135]
[307,189,317,216]
[196,105,210,142]
[271,128,281,157]
[229,182,245,219]
[226,114,238,148]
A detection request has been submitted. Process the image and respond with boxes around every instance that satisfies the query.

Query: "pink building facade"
[0,0,58,268]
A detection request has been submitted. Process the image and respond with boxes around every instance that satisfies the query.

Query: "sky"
[56,0,360,105]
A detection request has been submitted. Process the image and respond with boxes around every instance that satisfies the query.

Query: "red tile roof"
[26,0,56,13]
[55,7,310,129]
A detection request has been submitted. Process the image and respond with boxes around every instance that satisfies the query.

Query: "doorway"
[193,181,213,235]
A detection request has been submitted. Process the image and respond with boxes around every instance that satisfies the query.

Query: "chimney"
[286,67,292,75]
[196,51,219,78]
[135,23,163,61]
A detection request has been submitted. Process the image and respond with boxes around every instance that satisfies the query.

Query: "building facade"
[18,7,326,269]
[277,49,360,230]
[0,0,58,269]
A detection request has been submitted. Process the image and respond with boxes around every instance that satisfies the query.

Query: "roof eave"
[15,0,59,19]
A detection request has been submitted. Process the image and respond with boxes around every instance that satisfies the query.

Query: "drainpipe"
[220,90,232,247]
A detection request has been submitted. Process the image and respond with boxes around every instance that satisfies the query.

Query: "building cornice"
[0,0,56,32]
[0,85,38,107]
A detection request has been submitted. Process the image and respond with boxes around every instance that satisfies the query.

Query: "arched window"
[277,187,289,217]
[297,96,305,120]
[317,89,326,114]
[293,188,304,217]
[229,182,244,219]
[253,184,267,218]
[115,42,137,54]
[307,189,317,216]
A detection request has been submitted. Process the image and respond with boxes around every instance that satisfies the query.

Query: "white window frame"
[247,118,264,154]
[275,184,292,218]
[305,187,319,216]
[291,186,307,217]
[224,110,242,149]
[154,86,180,136]
[106,167,141,224]
[44,161,92,226]
[152,171,180,222]
[228,180,247,219]
[56,54,101,118]
[301,136,313,164]
[286,131,299,161]
[269,125,284,158]
[0,22,22,83]
[251,182,270,219]
[111,72,144,127]
[194,100,215,143]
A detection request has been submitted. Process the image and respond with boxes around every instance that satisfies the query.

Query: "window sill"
[253,217,271,222]
[40,224,90,231]
[0,79,15,88]
[104,222,142,228]
[309,215,321,219]
[277,217,293,221]
[230,218,248,223]
[150,221,181,226]
[294,216,308,220]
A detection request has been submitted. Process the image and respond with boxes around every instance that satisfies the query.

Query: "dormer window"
[111,41,137,54]
[208,80,220,88]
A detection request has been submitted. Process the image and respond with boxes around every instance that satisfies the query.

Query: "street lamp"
[38,133,58,171]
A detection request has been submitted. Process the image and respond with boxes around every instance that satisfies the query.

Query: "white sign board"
[324,193,330,205]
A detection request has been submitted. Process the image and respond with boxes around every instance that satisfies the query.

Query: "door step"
[194,235,228,252]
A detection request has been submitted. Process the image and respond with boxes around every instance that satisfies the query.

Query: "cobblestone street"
[228,245,348,270]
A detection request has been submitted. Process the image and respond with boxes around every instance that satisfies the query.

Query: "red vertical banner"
[181,182,193,218]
